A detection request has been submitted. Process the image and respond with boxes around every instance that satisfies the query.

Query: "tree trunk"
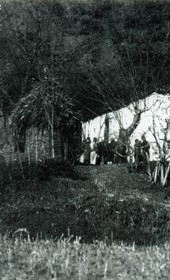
[115,110,142,162]
[16,142,25,179]
[27,131,31,165]
[64,140,68,161]
[104,114,109,144]
[126,110,142,138]
[35,129,38,164]
[51,106,55,158]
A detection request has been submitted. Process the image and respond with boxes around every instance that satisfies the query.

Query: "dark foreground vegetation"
[1,164,170,246]
[1,235,170,280]
[1,164,170,279]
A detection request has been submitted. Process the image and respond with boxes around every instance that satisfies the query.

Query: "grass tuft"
[1,235,170,279]
[1,164,170,278]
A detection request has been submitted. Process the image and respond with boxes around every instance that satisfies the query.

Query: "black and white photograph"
[0,0,170,278]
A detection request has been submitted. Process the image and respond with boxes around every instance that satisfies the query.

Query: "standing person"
[107,138,117,164]
[96,140,103,165]
[90,137,98,165]
[134,139,142,170]
[141,135,151,176]
[102,140,108,164]
[141,135,150,162]
[83,137,91,165]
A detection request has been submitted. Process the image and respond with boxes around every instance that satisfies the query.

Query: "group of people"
[82,137,117,165]
[134,135,150,166]
[81,134,150,167]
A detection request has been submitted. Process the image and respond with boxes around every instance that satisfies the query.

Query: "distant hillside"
[64,0,170,120]
[0,0,169,121]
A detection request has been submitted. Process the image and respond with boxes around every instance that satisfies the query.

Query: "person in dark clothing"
[96,141,107,165]
[103,141,108,164]
[140,135,151,175]
[83,137,91,165]
[134,139,142,163]
[134,139,142,171]
[107,138,117,163]
[141,135,150,162]
[96,141,103,165]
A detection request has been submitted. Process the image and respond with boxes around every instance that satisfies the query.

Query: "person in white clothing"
[90,137,98,165]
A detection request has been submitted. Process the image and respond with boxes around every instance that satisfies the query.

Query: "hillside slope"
[0,164,170,245]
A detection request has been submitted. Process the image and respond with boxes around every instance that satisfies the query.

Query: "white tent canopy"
[82,93,170,161]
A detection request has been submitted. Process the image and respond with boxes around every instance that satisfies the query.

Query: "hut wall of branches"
[0,116,63,166]
[15,127,62,164]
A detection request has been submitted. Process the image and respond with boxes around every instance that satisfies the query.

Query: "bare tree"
[148,101,170,185]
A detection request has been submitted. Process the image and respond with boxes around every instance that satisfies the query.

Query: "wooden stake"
[161,164,164,185]
[163,162,170,187]
[153,164,159,183]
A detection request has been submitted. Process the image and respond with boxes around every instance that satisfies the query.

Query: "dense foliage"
[11,82,78,131]
[0,0,169,124]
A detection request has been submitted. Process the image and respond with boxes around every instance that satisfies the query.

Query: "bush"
[4,158,81,182]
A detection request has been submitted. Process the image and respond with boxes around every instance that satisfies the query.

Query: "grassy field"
[1,234,170,280]
[1,164,170,279]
